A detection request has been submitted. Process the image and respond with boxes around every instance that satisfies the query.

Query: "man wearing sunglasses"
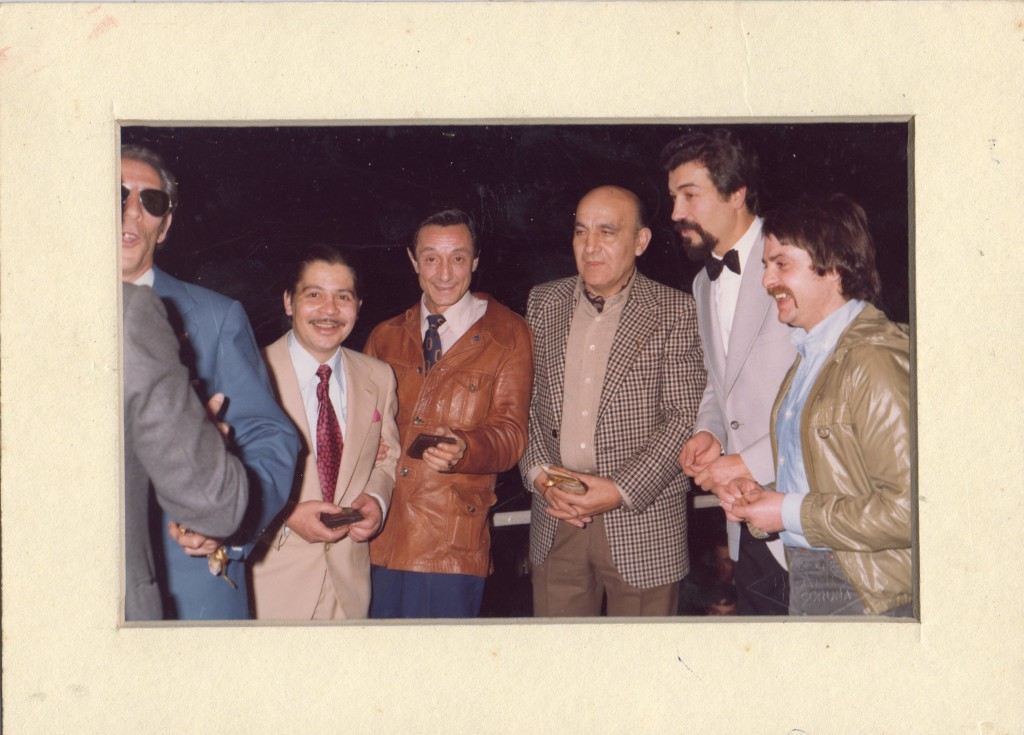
[120,144,299,620]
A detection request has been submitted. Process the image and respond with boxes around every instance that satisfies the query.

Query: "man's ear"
[471,255,479,273]
[729,186,747,211]
[156,212,174,245]
[282,290,294,317]
[635,227,652,256]
[407,247,419,274]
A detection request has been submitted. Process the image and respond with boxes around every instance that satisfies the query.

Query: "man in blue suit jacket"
[121,144,299,619]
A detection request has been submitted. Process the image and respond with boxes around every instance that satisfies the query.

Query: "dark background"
[122,122,911,616]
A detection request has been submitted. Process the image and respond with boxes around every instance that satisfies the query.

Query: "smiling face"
[762,234,847,332]
[667,161,750,261]
[572,187,651,298]
[121,157,173,282]
[408,224,478,315]
[284,260,361,363]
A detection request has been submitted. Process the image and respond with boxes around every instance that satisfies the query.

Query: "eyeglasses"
[121,185,171,218]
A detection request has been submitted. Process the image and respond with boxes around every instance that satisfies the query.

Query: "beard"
[674,220,719,262]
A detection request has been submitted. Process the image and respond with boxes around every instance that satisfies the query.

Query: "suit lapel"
[335,349,375,504]
[694,273,727,392]
[265,337,311,441]
[598,274,658,425]
[544,280,576,431]
[723,235,771,392]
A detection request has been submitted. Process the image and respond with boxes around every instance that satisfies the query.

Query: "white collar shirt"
[418,290,488,355]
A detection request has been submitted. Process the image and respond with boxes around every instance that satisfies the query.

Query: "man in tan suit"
[251,245,401,620]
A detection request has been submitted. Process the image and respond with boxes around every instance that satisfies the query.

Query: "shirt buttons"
[580,442,587,449]
[582,410,589,417]
[588,344,596,351]
[584,378,592,385]
[784,410,793,419]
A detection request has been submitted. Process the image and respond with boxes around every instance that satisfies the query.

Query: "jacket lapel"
[335,349,375,504]
[598,274,658,425]
[694,272,727,394]
[544,279,576,431]
[723,234,771,393]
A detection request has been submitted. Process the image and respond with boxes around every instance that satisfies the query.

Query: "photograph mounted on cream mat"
[118,121,911,622]
[1,2,1021,734]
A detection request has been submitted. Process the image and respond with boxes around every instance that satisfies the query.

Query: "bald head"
[576,186,647,231]
[572,185,652,298]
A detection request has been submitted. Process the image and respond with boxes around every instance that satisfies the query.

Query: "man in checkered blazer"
[520,185,706,617]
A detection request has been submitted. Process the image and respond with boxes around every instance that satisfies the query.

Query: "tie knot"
[316,364,332,383]
[427,314,446,329]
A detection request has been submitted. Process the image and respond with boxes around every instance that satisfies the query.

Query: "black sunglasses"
[121,185,171,218]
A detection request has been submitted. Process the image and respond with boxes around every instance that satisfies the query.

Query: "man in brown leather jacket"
[364,209,533,618]
[725,194,912,616]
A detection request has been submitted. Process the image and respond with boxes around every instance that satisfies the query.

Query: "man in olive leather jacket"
[364,209,533,618]
[727,194,912,617]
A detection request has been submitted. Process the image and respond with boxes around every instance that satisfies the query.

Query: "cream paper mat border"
[1,2,1021,733]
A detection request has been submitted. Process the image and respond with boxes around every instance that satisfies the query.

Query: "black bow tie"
[705,249,741,281]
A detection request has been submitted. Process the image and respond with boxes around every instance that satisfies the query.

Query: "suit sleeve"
[208,300,300,551]
[611,293,706,512]
[452,317,533,476]
[800,346,912,552]
[518,287,555,487]
[124,285,249,537]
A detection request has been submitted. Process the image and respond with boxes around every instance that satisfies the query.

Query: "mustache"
[673,219,698,236]
[767,287,794,299]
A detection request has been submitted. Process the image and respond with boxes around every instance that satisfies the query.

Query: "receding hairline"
[576,186,646,227]
[411,222,477,255]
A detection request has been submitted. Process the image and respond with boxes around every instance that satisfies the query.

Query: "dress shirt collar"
[790,298,867,359]
[573,270,635,314]
[287,330,344,388]
[709,216,761,275]
[132,267,156,288]
[418,289,479,336]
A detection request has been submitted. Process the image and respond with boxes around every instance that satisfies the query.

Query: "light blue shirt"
[776,298,866,549]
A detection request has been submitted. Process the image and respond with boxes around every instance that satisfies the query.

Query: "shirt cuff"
[526,465,544,491]
[614,482,633,511]
[781,492,805,536]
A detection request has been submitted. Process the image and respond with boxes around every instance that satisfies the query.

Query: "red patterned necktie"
[315,364,343,503]
[423,314,446,372]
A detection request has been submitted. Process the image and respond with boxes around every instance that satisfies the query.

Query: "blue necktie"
[423,314,446,372]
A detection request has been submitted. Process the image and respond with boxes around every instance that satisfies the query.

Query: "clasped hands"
[283,492,383,544]
[679,431,784,535]
[534,471,623,529]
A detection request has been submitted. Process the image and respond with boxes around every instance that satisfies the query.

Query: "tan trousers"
[531,515,679,617]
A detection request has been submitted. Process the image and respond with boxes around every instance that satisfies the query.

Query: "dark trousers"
[735,524,789,615]
[369,566,485,619]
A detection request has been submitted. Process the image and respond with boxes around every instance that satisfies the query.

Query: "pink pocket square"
[372,409,382,423]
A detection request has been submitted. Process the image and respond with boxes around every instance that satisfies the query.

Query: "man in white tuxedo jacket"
[250,246,400,620]
[661,129,796,614]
